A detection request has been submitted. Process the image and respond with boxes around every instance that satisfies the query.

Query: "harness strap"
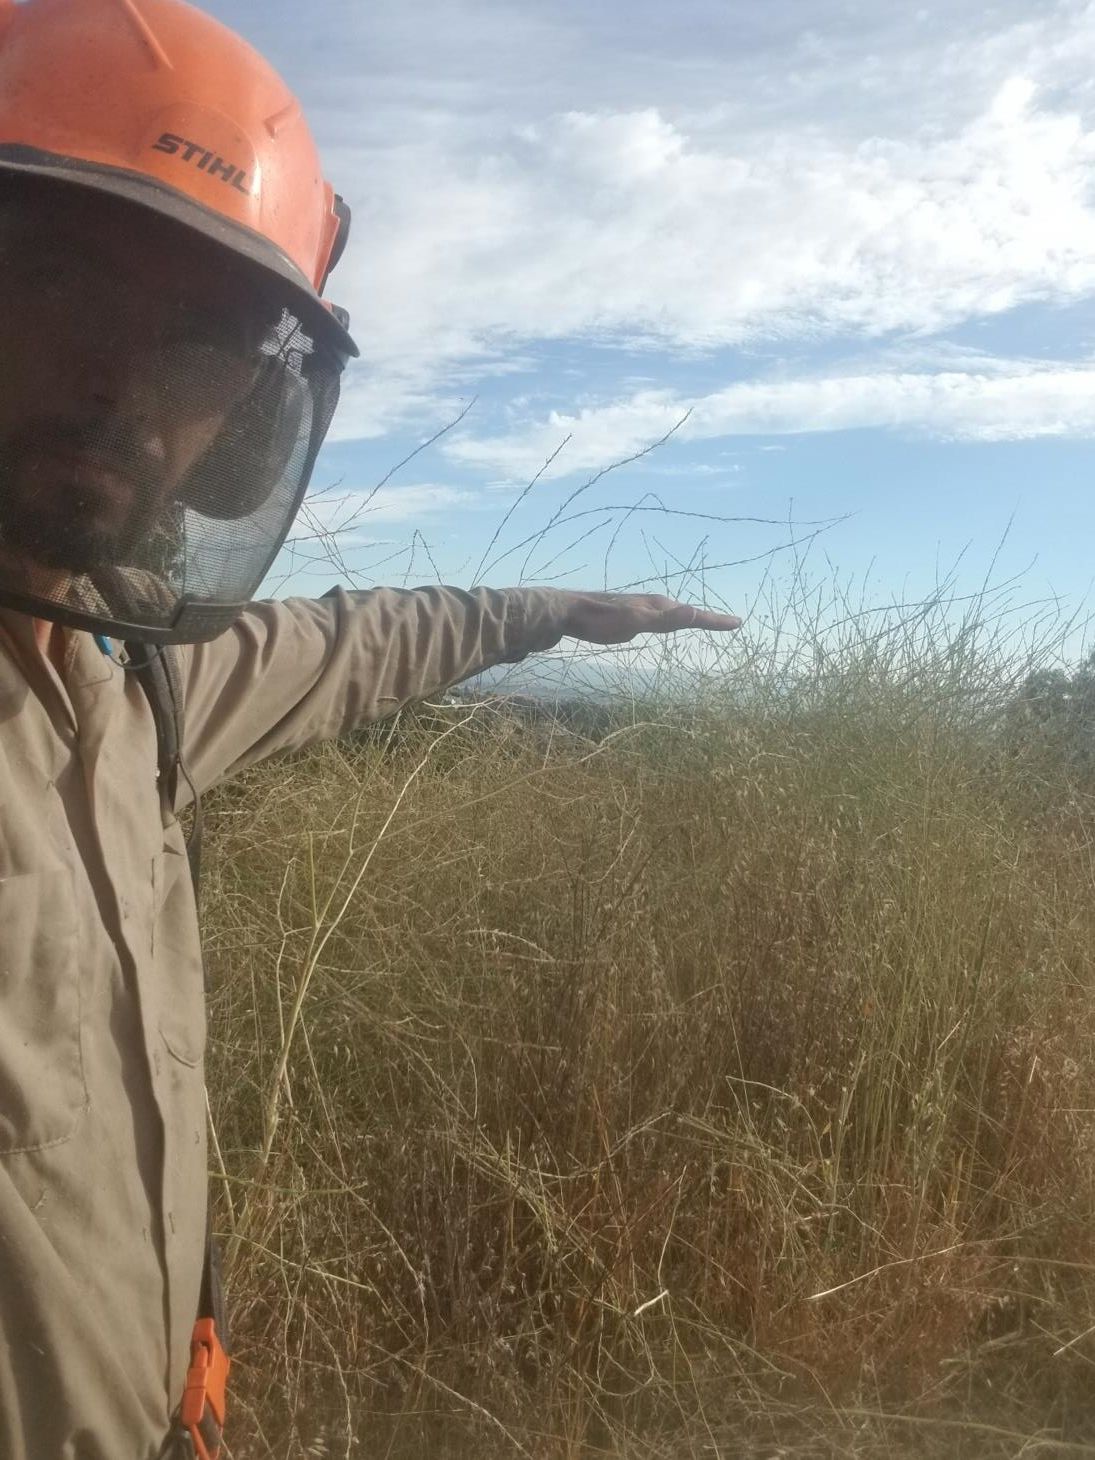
[128,642,229,1457]
[127,642,205,891]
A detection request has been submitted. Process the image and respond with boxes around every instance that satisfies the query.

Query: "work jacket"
[0,584,568,1460]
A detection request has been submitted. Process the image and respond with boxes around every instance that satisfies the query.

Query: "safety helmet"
[0,0,359,644]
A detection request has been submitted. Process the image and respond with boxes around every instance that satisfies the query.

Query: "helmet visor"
[0,186,348,643]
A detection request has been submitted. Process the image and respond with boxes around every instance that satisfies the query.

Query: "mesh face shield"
[0,185,350,643]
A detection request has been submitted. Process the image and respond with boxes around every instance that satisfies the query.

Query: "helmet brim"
[0,143,359,359]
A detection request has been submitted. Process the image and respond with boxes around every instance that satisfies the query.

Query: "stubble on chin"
[0,436,167,575]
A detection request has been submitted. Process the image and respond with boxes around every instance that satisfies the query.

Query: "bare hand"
[559,592,742,645]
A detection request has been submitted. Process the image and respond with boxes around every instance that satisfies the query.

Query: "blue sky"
[209,0,1094,644]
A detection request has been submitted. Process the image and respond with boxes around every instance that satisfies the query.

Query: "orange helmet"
[0,0,356,354]
[0,0,359,644]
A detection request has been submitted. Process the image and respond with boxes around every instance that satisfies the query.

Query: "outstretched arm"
[175,584,740,796]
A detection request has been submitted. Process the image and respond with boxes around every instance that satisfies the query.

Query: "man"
[0,1,741,1455]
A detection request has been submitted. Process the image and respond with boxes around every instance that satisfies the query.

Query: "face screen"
[0,184,348,642]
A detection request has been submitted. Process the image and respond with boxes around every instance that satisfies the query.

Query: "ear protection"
[321,195,352,294]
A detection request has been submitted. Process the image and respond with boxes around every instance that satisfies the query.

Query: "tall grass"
[203,581,1095,1458]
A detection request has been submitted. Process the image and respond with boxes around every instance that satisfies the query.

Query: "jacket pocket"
[0,865,85,1154]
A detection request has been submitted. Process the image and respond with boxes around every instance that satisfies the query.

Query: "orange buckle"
[179,1318,231,1460]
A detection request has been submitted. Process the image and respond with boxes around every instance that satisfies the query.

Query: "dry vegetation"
[203,594,1095,1459]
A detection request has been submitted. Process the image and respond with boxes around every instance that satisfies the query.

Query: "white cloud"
[638,461,742,477]
[319,64,1095,441]
[297,484,478,539]
[442,363,1095,478]
[205,0,1095,448]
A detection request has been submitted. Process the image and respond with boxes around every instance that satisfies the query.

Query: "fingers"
[561,591,743,644]
[687,607,743,632]
[644,596,742,633]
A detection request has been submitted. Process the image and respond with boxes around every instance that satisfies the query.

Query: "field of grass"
[202,596,1095,1458]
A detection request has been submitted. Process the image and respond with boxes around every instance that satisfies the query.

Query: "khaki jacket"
[0,584,568,1460]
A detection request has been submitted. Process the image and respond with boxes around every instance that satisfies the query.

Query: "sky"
[210,0,1094,655]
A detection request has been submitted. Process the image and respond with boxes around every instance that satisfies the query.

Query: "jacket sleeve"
[175,584,570,795]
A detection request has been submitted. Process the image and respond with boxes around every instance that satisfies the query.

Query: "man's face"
[0,186,272,574]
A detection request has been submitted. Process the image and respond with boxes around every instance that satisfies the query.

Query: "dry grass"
[203,605,1095,1458]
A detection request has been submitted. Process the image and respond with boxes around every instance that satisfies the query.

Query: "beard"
[0,415,174,574]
